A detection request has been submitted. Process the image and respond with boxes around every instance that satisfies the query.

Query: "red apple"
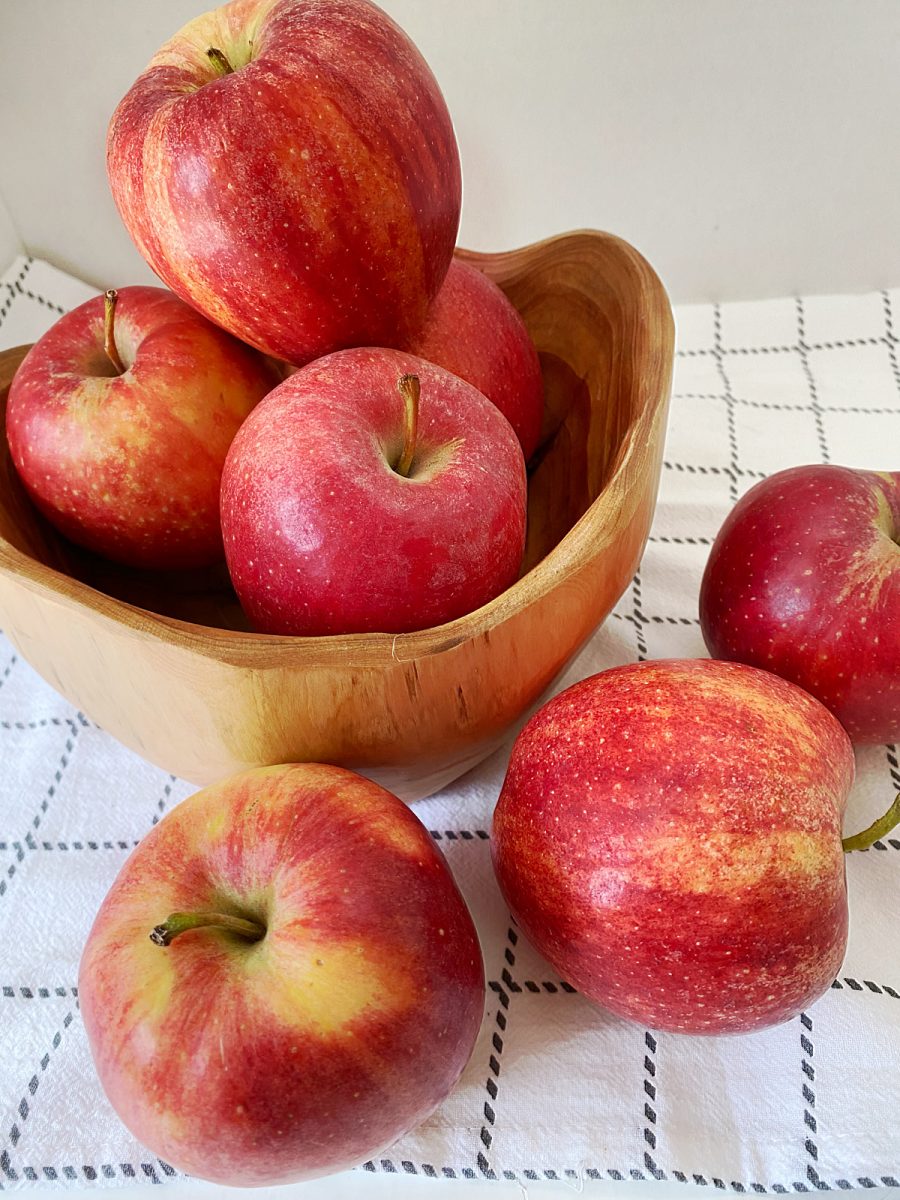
[79,763,485,1186]
[220,348,527,634]
[107,0,461,366]
[6,286,274,569]
[493,658,863,1035]
[700,464,900,743]
[405,259,545,461]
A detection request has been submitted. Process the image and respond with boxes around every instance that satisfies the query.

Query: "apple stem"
[149,911,266,947]
[103,289,125,376]
[395,373,420,477]
[841,792,900,852]
[207,46,235,76]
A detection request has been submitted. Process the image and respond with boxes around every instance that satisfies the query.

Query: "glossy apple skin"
[492,659,854,1035]
[405,260,545,461]
[6,286,273,569]
[221,347,527,635]
[700,464,900,743]
[107,0,461,366]
[79,763,484,1186]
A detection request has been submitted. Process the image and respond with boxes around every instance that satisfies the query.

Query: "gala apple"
[220,348,528,635]
[6,286,274,569]
[107,0,462,366]
[492,658,873,1035]
[700,464,900,743]
[406,259,545,461]
[79,763,485,1185]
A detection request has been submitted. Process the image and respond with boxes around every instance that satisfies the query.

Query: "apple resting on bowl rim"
[0,231,674,801]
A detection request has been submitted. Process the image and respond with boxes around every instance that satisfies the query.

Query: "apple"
[79,762,485,1186]
[492,658,898,1035]
[107,0,461,366]
[700,464,900,743]
[220,347,528,635]
[6,286,274,569]
[405,259,545,461]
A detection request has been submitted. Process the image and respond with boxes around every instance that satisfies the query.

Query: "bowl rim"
[0,229,674,669]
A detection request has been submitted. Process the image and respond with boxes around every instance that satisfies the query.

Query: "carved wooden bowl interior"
[0,231,674,800]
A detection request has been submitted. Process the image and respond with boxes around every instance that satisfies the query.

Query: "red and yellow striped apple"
[107,0,461,366]
[220,348,527,634]
[493,658,868,1035]
[6,286,273,569]
[79,763,484,1186]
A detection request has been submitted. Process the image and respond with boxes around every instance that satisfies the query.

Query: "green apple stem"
[841,793,900,852]
[395,373,420,477]
[207,46,235,76]
[103,289,125,376]
[149,910,266,947]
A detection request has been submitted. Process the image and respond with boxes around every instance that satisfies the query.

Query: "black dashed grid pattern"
[0,258,898,1189]
[795,299,830,465]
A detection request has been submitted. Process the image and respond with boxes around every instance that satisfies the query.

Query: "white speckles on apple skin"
[5,286,275,569]
[493,659,854,1035]
[221,348,527,635]
[700,464,900,743]
[79,763,484,1186]
[107,0,461,366]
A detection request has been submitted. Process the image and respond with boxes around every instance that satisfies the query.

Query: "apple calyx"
[206,46,235,76]
[103,289,126,376]
[841,792,900,852]
[394,373,420,477]
[149,910,266,947]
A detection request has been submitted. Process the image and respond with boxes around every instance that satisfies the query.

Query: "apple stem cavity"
[395,373,420,477]
[103,289,126,376]
[841,792,900,852]
[207,46,235,76]
[149,910,266,947]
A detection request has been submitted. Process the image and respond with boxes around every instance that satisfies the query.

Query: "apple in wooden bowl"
[0,231,673,800]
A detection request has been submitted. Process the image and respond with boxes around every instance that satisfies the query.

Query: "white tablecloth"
[1,255,899,1192]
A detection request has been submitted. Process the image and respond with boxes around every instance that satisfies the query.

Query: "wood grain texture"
[0,231,673,800]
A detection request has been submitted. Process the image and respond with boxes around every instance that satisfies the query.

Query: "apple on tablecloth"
[107,0,461,366]
[700,464,900,743]
[6,285,274,569]
[79,763,485,1186]
[493,658,863,1035]
[220,347,528,635]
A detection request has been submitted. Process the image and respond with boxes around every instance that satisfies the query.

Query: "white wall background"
[0,188,21,270]
[1,0,899,303]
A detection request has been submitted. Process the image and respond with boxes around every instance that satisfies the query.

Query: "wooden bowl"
[0,231,673,801]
